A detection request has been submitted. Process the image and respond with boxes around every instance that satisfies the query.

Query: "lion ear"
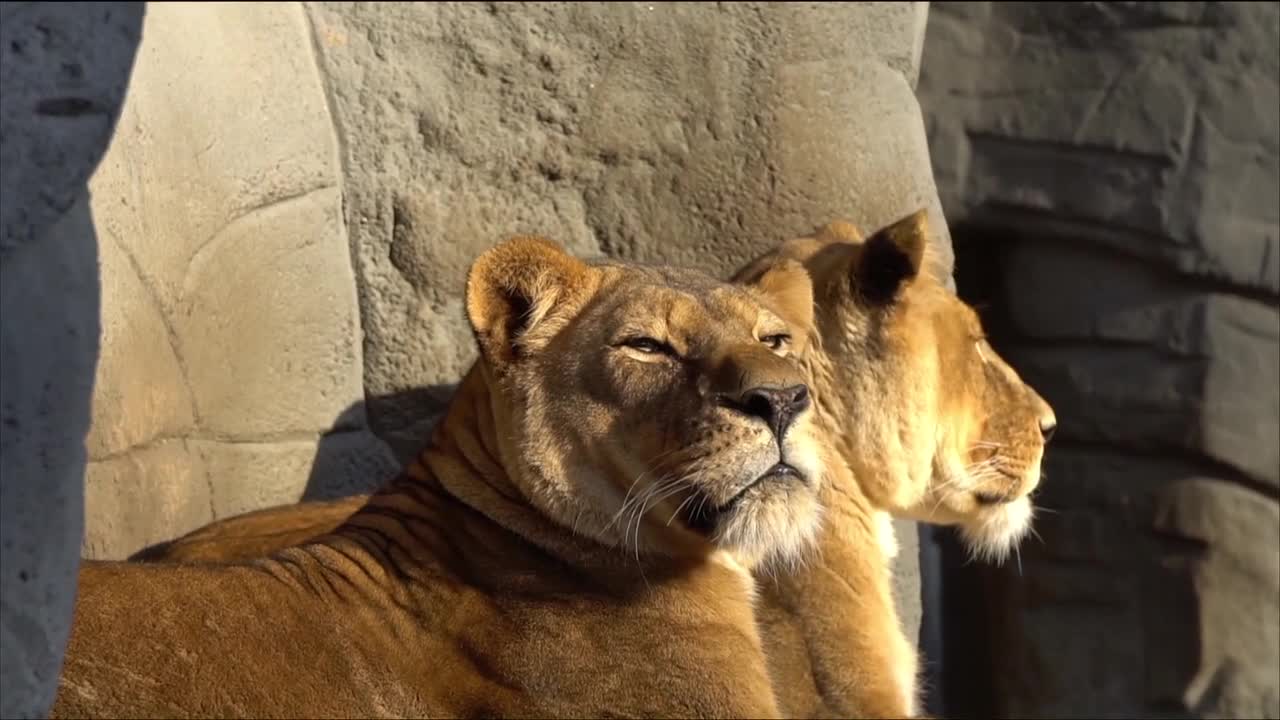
[851,209,929,305]
[465,236,592,367]
[746,258,815,341]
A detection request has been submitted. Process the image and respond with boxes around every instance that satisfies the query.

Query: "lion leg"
[762,481,921,719]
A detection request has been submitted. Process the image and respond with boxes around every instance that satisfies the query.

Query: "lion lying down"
[53,236,926,718]
[132,211,1058,719]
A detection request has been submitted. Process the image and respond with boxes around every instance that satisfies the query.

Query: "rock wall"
[78,1,397,561]
[302,1,950,457]
[0,2,952,713]
[302,1,947,673]
[917,3,1279,718]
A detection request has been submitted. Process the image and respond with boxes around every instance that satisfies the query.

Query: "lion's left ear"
[850,208,930,305]
[745,258,815,342]
[465,235,594,368]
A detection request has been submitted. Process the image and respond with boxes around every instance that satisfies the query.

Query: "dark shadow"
[0,3,146,716]
[298,384,460,503]
[932,219,1019,720]
[129,383,459,562]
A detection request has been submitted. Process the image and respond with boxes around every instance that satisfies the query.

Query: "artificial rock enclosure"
[1,2,1275,718]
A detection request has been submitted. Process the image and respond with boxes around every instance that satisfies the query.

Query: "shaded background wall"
[917,3,1279,718]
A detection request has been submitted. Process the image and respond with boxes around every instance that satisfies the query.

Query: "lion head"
[734,211,1056,564]
[465,236,825,568]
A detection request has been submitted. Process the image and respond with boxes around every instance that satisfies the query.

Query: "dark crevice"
[1048,437,1279,503]
[961,208,1280,304]
[34,97,106,117]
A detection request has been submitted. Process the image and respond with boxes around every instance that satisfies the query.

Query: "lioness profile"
[734,210,1057,566]
[739,210,1057,716]
[54,237,851,718]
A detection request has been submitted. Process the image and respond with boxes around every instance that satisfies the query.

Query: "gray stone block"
[1000,243,1278,489]
[920,1,1279,294]
[0,2,144,257]
[0,4,143,717]
[986,448,1279,719]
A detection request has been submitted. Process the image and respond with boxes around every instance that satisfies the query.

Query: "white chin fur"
[715,493,823,573]
[875,511,899,560]
[958,496,1033,565]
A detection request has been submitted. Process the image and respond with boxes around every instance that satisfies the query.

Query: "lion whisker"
[613,448,689,525]
[610,464,686,529]
[625,475,690,562]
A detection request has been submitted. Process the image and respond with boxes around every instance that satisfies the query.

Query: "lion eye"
[622,337,671,355]
[761,333,790,351]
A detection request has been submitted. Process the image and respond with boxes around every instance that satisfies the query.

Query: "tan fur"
[137,211,1054,718]
[735,210,1057,566]
[733,211,1054,719]
[130,495,369,564]
[53,238,834,718]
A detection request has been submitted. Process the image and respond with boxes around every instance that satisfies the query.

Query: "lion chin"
[957,495,1035,566]
[701,450,826,571]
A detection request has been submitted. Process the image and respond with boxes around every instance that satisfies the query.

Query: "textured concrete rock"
[82,440,213,561]
[303,0,950,468]
[88,222,194,458]
[200,431,397,520]
[79,2,371,559]
[0,3,143,717]
[919,2,1280,717]
[84,431,397,561]
[304,1,947,682]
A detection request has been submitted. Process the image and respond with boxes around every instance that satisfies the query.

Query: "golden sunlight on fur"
[136,210,1055,719]
[735,209,1058,567]
[52,237,834,719]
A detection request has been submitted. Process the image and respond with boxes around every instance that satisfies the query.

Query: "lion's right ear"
[850,209,930,305]
[465,236,592,367]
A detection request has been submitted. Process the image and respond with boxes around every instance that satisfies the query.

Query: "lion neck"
[802,331,930,521]
[385,363,721,586]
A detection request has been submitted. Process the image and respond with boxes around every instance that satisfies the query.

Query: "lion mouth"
[684,463,803,534]
[973,490,1016,506]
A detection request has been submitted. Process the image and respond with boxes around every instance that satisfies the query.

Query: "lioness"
[738,210,1056,716]
[136,210,1056,718]
[54,237,864,718]
[734,209,1057,566]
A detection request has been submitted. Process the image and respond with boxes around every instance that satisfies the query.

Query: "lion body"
[54,240,841,718]
[57,394,776,718]
[130,495,367,565]
[73,213,1057,719]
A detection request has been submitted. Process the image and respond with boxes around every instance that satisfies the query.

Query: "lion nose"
[1039,416,1057,443]
[724,384,811,439]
